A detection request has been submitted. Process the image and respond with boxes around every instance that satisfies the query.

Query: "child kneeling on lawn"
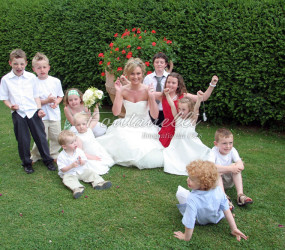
[57,130,112,199]
[174,160,247,242]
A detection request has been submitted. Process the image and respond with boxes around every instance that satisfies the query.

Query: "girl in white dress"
[97,58,164,169]
[163,89,214,176]
[63,88,107,137]
[73,112,114,175]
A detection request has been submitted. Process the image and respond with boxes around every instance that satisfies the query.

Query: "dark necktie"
[155,76,163,104]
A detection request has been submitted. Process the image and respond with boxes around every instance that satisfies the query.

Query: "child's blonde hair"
[73,113,89,125]
[178,97,196,120]
[58,130,76,146]
[123,58,146,77]
[9,49,26,61]
[63,88,84,106]
[215,128,233,142]
[32,52,49,67]
[186,160,218,191]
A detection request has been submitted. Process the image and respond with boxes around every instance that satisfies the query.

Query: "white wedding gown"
[75,128,114,175]
[163,117,214,176]
[97,100,164,169]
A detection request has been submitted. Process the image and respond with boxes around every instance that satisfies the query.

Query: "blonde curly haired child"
[174,160,247,242]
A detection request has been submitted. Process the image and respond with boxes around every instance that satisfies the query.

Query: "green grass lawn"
[0,102,284,249]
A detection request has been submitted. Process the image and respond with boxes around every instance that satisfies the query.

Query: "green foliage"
[0,0,284,128]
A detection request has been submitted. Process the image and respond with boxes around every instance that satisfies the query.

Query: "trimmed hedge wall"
[0,0,284,128]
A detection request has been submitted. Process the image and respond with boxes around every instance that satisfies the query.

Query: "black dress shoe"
[47,162,57,171]
[24,165,34,174]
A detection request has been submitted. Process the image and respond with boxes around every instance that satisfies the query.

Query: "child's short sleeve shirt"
[212,146,241,166]
[182,186,229,229]
[0,70,38,118]
[36,76,64,121]
[57,148,88,178]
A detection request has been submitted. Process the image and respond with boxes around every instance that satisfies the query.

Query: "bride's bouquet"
[83,87,104,110]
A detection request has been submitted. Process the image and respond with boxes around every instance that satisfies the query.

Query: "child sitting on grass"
[73,112,114,175]
[174,160,247,242]
[212,128,253,210]
[57,130,112,199]
[63,88,107,137]
[163,90,214,176]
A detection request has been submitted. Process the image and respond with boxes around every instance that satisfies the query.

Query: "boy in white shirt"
[57,130,112,199]
[0,49,56,174]
[30,52,64,163]
[143,52,170,126]
[212,128,253,210]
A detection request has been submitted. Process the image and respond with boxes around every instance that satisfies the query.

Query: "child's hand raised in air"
[164,88,170,96]
[147,83,155,98]
[211,75,219,86]
[197,91,204,102]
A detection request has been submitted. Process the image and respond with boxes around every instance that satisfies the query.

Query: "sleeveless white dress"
[75,128,114,175]
[163,117,214,176]
[97,100,164,169]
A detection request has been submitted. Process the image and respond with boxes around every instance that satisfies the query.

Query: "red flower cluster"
[126,51,132,59]
[98,28,177,78]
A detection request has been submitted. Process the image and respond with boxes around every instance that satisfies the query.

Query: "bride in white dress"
[97,58,164,169]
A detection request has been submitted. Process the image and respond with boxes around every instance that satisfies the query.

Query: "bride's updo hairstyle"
[123,58,146,77]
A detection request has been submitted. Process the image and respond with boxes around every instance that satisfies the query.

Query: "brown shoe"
[73,188,84,199]
[94,181,112,190]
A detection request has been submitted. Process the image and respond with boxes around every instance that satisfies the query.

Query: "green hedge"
[0,0,284,128]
